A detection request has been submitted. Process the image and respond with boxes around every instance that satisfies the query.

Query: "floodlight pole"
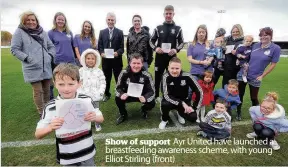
[217,10,226,28]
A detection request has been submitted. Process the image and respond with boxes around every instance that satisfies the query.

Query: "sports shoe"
[242,75,248,83]
[95,124,102,131]
[159,121,168,129]
[116,115,127,125]
[269,140,280,150]
[246,132,257,138]
[197,131,207,137]
[236,113,242,121]
[196,119,200,123]
[102,95,111,102]
[176,112,185,124]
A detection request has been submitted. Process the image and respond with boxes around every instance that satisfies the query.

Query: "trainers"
[236,113,242,121]
[116,115,127,125]
[102,95,111,102]
[242,75,248,83]
[159,121,168,129]
[142,111,148,119]
[155,97,162,104]
[196,118,200,123]
[269,140,280,150]
[95,124,102,131]
[176,112,185,124]
[246,132,257,138]
[197,131,207,137]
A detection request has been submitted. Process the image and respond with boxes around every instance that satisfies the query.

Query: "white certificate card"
[127,82,144,97]
[161,43,171,53]
[104,49,114,58]
[225,45,235,54]
[55,98,94,138]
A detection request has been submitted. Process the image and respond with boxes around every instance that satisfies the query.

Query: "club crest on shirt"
[181,80,186,86]
[126,78,130,85]
[244,50,251,54]
[139,77,144,83]
[171,29,175,34]
[160,30,164,33]
[264,50,270,56]
[66,34,72,38]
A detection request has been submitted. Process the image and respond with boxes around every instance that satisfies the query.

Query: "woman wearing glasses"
[237,27,281,120]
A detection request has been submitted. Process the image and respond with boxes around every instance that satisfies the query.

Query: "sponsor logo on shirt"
[170,82,174,85]
[139,77,144,83]
[264,50,270,56]
[244,50,251,54]
[160,30,164,33]
[171,29,175,34]
[181,80,186,86]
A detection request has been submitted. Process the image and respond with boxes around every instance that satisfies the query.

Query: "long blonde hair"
[80,21,97,49]
[52,12,71,34]
[230,24,244,39]
[191,24,210,48]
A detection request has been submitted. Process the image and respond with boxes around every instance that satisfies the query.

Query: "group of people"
[10,4,288,166]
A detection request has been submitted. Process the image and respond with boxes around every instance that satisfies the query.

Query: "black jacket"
[162,71,203,111]
[127,27,150,62]
[142,26,154,66]
[224,36,244,73]
[98,27,124,65]
[149,21,184,56]
[115,66,155,102]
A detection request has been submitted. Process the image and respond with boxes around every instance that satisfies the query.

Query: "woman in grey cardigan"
[11,11,55,117]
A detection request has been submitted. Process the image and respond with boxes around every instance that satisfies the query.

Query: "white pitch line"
[1,120,251,149]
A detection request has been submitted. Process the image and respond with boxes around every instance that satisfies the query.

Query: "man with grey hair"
[150,5,184,103]
[98,12,124,101]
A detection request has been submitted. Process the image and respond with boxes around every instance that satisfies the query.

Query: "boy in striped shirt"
[35,63,104,166]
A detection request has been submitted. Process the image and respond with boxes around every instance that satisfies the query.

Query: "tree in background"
[1,31,12,46]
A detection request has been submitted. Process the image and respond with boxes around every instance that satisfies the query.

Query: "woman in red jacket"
[193,71,214,122]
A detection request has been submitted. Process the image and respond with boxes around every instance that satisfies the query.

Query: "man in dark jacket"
[98,12,124,101]
[115,53,155,125]
[142,26,154,68]
[159,57,203,129]
[150,5,184,103]
[127,15,152,70]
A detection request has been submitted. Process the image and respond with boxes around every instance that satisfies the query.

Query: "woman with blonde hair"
[187,24,212,80]
[73,20,97,66]
[11,11,55,117]
[213,24,244,88]
[48,12,75,99]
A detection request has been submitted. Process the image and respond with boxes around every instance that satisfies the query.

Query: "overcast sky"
[2,0,288,41]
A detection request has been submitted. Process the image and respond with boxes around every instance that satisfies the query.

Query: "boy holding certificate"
[35,63,104,166]
[115,53,155,125]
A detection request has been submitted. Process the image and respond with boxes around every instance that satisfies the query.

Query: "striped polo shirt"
[36,93,102,165]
